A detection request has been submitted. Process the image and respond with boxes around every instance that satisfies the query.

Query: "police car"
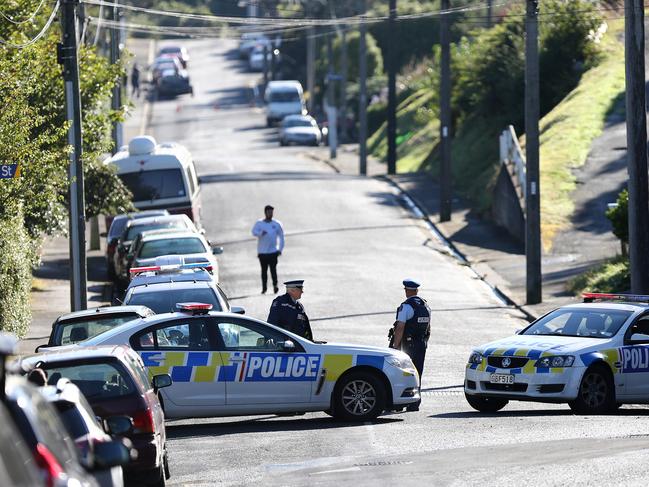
[80,303,420,421]
[465,293,649,414]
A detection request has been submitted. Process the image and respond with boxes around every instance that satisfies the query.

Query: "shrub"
[606,188,628,244]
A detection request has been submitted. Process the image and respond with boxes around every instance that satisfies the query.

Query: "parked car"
[264,80,306,126]
[248,45,272,72]
[279,114,321,146]
[21,346,172,487]
[37,306,155,350]
[104,211,169,280]
[149,56,183,83]
[238,33,269,59]
[114,215,198,283]
[124,264,241,315]
[127,231,220,283]
[156,69,193,99]
[41,379,133,487]
[5,375,98,487]
[106,136,202,226]
[157,46,189,68]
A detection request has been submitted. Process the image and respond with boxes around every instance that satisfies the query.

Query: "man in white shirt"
[251,205,285,293]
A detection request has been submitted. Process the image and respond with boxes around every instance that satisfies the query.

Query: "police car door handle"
[614,361,622,368]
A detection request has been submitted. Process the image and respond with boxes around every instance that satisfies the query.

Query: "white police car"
[81,303,420,421]
[465,293,649,414]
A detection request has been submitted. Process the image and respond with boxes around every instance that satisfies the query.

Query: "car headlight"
[535,355,575,368]
[468,351,483,365]
[386,355,414,370]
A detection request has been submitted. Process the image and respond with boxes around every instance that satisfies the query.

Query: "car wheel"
[568,364,615,414]
[107,263,115,280]
[333,371,386,421]
[465,393,508,413]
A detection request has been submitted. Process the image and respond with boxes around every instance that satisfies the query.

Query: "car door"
[209,316,318,406]
[620,313,649,398]
[131,316,226,407]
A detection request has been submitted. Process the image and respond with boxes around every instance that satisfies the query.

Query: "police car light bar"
[181,262,213,272]
[176,302,213,314]
[583,292,649,304]
[129,266,161,275]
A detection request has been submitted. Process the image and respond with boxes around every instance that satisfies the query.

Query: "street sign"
[0,164,20,179]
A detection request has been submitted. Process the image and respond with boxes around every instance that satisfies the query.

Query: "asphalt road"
[141,39,649,486]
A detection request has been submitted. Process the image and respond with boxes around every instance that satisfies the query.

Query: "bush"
[567,256,630,295]
[0,209,37,337]
[606,189,628,244]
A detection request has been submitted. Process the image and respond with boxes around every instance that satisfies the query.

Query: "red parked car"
[22,346,172,487]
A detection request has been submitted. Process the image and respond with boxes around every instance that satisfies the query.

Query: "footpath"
[19,39,156,354]
[303,142,622,322]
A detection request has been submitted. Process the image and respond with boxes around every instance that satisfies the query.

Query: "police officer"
[267,280,313,340]
[390,279,430,411]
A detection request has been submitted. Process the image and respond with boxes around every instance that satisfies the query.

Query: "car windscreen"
[119,168,186,202]
[284,120,313,128]
[127,287,222,314]
[125,221,185,241]
[159,47,181,54]
[55,314,140,346]
[269,90,300,103]
[522,308,632,338]
[43,362,137,400]
[138,237,206,259]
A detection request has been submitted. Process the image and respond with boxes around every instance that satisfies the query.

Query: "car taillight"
[132,408,155,434]
[34,443,65,487]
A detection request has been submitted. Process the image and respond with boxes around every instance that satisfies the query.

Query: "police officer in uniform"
[267,280,313,340]
[389,279,430,411]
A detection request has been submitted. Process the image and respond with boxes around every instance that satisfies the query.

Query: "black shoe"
[262,287,267,294]
[273,285,279,294]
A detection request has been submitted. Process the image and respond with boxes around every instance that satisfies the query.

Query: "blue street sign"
[0,164,20,179]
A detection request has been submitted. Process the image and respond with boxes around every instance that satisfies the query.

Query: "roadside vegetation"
[0,1,133,335]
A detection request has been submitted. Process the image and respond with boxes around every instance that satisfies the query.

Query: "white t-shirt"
[251,219,285,254]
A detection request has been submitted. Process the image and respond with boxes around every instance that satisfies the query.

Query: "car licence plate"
[490,373,514,384]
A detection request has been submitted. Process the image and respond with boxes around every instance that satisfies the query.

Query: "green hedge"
[0,209,36,338]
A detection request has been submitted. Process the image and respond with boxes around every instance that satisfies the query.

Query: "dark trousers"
[403,339,427,409]
[258,252,279,290]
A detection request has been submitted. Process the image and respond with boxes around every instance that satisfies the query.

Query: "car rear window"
[56,314,140,345]
[119,168,186,202]
[138,237,206,259]
[127,287,221,314]
[125,221,186,241]
[108,216,128,240]
[44,362,136,400]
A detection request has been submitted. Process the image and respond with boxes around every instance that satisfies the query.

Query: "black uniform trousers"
[258,252,279,290]
[403,339,426,378]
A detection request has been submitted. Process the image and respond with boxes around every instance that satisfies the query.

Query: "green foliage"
[606,189,628,244]
[567,256,630,295]
[0,207,38,337]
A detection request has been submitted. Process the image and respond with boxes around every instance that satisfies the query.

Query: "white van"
[106,136,202,227]
[264,80,306,127]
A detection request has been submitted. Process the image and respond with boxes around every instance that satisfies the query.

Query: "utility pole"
[306,2,315,113]
[439,0,452,222]
[59,0,88,311]
[487,0,493,28]
[109,0,122,153]
[263,43,269,91]
[326,31,338,159]
[624,0,649,293]
[339,28,348,143]
[358,0,368,175]
[386,0,397,174]
[525,0,541,304]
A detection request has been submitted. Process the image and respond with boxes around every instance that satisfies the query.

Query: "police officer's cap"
[402,279,420,289]
[284,279,304,289]
[264,204,274,211]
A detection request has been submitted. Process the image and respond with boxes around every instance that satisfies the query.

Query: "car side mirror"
[212,246,224,255]
[152,373,172,392]
[104,415,133,436]
[34,344,47,353]
[278,340,295,352]
[231,306,245,315]
[93,440,132,470]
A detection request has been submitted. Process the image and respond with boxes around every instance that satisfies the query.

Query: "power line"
[0,0,60,49]
[0,0,49,25]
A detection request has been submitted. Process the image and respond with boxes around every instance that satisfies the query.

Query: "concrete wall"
[492,164,525,243]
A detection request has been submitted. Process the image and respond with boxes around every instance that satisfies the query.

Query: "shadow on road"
[166,415,403,439]
[199,171,345,184]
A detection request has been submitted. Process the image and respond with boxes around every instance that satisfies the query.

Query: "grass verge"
[567,256,630,294]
